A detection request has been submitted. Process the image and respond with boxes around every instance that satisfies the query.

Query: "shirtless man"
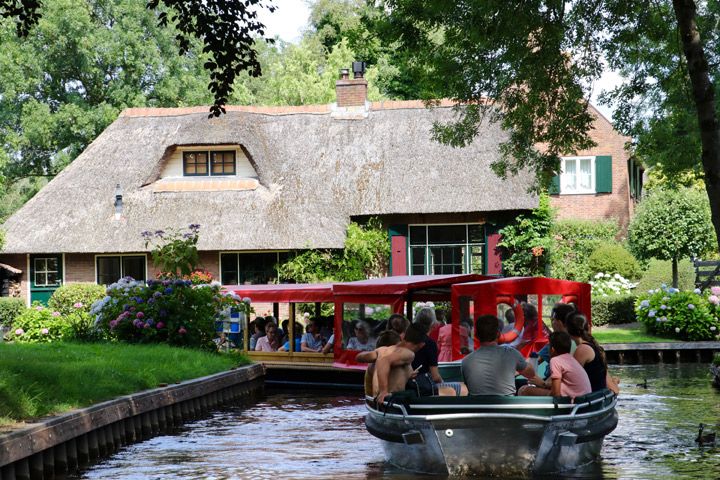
[356,324,427,404]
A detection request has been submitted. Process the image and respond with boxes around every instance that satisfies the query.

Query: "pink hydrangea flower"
[178,327,187,335]
[52,311,61,317]
[709,295,720,305]
[712,286,720,296]
[14,328,24,335]
[136,312,145,319]
[35,306,44,311]
[41,328,49,335]
[73,302,84,309]
[156,322,165,329]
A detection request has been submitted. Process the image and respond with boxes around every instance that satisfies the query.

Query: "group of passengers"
[364,302,618,404]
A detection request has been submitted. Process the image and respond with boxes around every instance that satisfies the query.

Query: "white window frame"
[407,223,485,276]
[94,254,148,285]
[560,156,596,195]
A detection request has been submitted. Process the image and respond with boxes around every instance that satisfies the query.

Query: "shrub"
[498,193,554,276]
[143,225,200,277]
[48,283,107,316]
[591,294,637,326]
[0,298,26,327]
[636,286,720,341]
[636,258,695,293]
[92,277,251,350]
[588,243,642,280]
[5,304,68,343]
[549,219,618,281]
[590,272,637,297]
[628,188,714,288]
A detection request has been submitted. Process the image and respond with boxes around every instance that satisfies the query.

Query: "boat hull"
[366,392,618,476]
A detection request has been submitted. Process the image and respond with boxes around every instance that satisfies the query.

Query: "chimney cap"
[352,61,366,78]
[339,68,350,79]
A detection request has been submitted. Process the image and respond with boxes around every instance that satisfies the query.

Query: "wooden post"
[289,303,296,353]
[66,438,78,471]
[273,302,280,321]
[406,295,413,321]
[54,442,68,474]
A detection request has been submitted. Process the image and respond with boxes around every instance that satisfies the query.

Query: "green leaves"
[498,193,554,276]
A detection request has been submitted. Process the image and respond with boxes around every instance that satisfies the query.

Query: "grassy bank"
[0,342,249,426]
[592,324,677,344]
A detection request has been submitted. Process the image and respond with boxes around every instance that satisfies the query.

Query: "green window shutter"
[548,174,561,194]
[595,155,612,193]
[627,159,636,198]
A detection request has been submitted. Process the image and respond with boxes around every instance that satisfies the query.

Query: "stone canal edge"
[0,363,265,479]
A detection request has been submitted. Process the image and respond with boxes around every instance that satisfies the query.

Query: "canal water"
[72,364,719,479]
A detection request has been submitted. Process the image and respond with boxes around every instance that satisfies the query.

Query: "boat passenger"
[255,322,280,352]
[357,330,402,396]
[413,308,467,396]
[461,314,536,396]
[301,317,325,352]
[387,314,410,338]
[566,313,611,392]
[371,324,427,404]
[437,320,469,362]
[515,303,551,351]
[249,316,268,351]
[528,303,577,383]
[347,321,377,351]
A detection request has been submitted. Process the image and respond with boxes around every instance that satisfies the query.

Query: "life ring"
[561,295,578,306]
[496,296,524,344]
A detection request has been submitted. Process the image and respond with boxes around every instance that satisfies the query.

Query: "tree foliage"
[278,218,389,283]
[549,219,619,282]
[628,188,714,286]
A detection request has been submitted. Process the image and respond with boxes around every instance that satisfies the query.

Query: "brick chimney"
[335,62,367,108]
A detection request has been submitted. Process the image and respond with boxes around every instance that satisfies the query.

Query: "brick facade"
[549,109,633,229]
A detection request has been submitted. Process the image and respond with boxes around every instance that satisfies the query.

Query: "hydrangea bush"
[92,277,251,350]
[5,304,68,343]
[636,285,720,341]
[590,273,637,297]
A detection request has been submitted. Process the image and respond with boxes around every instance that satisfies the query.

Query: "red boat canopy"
[227,283,335,303]
[332,274,488,298]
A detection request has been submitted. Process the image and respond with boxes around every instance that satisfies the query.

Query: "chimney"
[335,62,367,108]
[114,184,123,219]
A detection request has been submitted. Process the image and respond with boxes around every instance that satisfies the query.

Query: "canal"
[72,363,719,479]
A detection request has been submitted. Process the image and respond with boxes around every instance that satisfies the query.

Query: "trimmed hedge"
[588,242,642,280]
[550,219,619,282]
[0,298,26,327]
[48,283,107,316]
[592,294,637,326]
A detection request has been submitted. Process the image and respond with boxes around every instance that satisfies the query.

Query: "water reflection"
[73,364,719,480]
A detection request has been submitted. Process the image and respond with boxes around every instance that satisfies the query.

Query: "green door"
[30,255,63,305]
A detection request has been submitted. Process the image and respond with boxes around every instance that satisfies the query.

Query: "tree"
[374,1,720,251]
[0,0,274,117]
[628,188,714,288]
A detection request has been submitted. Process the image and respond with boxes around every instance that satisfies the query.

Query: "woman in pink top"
[437,322,469,362]
[255,323,280,352]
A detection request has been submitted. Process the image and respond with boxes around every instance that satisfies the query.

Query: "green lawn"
[0,342,249,426]
[592,326,678,344]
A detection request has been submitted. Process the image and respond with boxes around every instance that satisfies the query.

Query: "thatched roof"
[1,101,537,254]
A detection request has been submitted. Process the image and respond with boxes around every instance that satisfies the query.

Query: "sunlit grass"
[592,326,678,344]
[0,342,249,425]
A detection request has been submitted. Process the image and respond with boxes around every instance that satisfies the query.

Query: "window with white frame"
[560,156,595,194]
[408,224,484,275]
[96,255,146,285]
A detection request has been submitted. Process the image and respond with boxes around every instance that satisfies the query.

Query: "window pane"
[46,258,58,272]
[46,272,58,285]
[211,151,236,175]
[429,246,465,274]
[411,247,426,275]
[35,272,47,286]
[470,246,484,274]
[468,224,484,243]
[122,256,146,281]
[34,258,46,273]
[579,158,592,190]
[563,159,577,191]
[428,225,467,245]
[97,257,122,285]
[184,152,208,176]
[221,253,239,285]
[409,226,426,245]
[238,253,279,284]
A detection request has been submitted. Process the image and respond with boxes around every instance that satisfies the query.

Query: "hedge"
[0,298,26,327]
[48,283,107,316]
[591,294,637,326]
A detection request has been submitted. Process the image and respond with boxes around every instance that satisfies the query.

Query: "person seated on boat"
[370,324,428,404]
[278,323,303,352]
[529,303,577,381]
[301,317,325,352]
[566,313,619,393]
[321,332,334,354]
[413,308,467,396]
[461,319,474,354]
[255,322,281,352]
[461,314,536,396]
[357,330,402,396]
[514,303,551,351]
[347,321,377,351]
[437,318,469,362]
[249,316,268,351]
[519,331,591,400]
[385,314,409,338]
[502,308,524,348]
[213,332,236,350]
[280,319,290,344]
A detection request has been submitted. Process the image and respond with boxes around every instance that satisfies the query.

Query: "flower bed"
[636,285,720,341]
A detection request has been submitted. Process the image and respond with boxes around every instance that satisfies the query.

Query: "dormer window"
[183,150,236,176]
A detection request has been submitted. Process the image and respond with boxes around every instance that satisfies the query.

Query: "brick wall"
[335,78,367,107]
[549,109,633,229]
[65,253,96,283]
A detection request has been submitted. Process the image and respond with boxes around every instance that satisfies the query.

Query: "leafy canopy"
[628,188,714,262]
[497,193,554,276]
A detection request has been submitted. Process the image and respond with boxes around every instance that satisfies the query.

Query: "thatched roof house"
[0,69,635,304]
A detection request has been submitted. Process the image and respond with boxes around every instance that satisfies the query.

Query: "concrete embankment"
[604,341,720,364]
[0,363,264,480]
